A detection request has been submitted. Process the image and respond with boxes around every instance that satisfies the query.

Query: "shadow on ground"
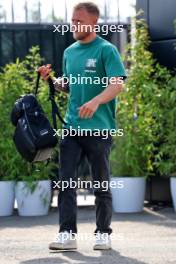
[20,249,147,264]
[0,207,175,230]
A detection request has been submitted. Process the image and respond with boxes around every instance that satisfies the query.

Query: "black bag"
[11,73,66,162]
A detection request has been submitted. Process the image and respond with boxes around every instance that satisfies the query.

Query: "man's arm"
[79,77,124,119]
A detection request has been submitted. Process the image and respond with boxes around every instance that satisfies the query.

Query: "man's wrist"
[93,96,103,105]
[52,77,62,92]
[52,76,69,93]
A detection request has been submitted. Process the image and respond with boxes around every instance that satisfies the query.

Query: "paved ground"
[0,203,176,264]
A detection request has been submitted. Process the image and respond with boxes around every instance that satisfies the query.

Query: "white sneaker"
[93,232,111,250]
[49,231,77,250]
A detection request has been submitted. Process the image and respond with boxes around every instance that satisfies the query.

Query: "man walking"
[39,2,126,250]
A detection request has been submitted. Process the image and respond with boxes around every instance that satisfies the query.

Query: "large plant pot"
[170,177,176,211]
[110,177,146,213]
[15,180,51,216]
[0,181,15,216]
[145,176,172,203]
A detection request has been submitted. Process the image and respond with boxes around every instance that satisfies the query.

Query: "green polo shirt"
[62,35,126,130]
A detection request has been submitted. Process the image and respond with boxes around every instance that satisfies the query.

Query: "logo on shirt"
[85,58,97,73]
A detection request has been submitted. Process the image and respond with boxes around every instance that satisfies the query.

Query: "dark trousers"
[58,133,113,235]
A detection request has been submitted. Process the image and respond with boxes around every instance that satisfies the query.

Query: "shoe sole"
[49,243,77,251]
[93,246,111,250]
[49,247,77,251]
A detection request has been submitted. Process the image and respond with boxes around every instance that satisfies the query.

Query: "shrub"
[0,46,67,182]
[110,18,170,177]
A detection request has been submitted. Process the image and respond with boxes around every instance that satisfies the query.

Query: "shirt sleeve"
[102,44,127,80]
[61,51,70,92]
[62,51,67,78]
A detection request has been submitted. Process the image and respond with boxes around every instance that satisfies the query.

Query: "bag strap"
[48,77,67,129]
[34,72,66,129]
[34,72,40,96]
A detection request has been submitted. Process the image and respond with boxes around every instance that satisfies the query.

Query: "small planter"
[110,177,146,213]
[170,177,176,211]
[15,180,51,216]
[0,181,15,216]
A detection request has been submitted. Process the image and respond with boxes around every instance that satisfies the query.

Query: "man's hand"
[37,64,52,81]
[78,77,124,119]
[78,98,100,119]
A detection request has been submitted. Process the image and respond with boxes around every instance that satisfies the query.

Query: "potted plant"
[0,140,15,216]
[15,161,57,216]
[155,74,176,211]
[171,176,176,211]
[0,63,19,215]
[110,17,158,213]
[0,48,42,217]
[0,180,15,217]
[0,46,66,216]
[110,125,153,213]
